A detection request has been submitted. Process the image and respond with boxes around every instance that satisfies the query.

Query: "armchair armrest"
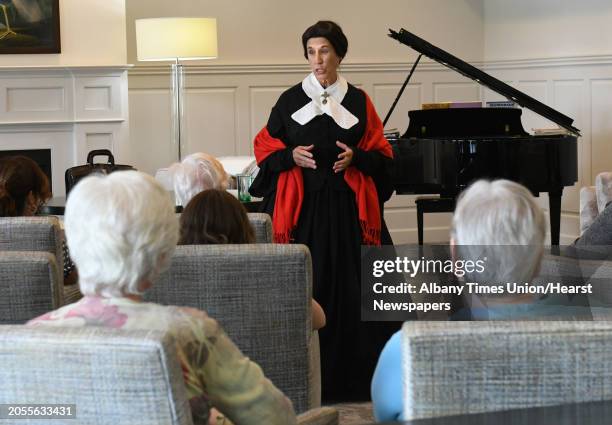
[297,407,339,425]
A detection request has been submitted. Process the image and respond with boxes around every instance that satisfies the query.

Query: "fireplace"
[0,149,53,192]
[0,65,129,197]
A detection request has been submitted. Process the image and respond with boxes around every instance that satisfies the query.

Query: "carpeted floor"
[330,402,374,425]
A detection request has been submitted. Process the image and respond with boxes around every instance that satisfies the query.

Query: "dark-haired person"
[0,155,51,217]
[179,189,255,245]
[249,20,397,401]
[0,155,78,286]
[179,189,326,331]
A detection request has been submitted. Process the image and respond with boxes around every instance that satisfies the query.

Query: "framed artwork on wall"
[0,0,60,54]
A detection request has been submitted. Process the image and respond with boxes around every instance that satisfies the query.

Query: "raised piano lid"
[388,28,581,136]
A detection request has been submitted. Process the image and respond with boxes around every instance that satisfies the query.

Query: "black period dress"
[250,78,398,401]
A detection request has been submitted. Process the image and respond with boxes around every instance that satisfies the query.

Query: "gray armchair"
[0,251,62,324]
[247,212,272,243]
[146,244,318,414]
[401,321,612,420]
[0,216,63,260]
[580,171,612,234]
[0,326,337,425]
[0,216,80,303]
[0,326,196,425]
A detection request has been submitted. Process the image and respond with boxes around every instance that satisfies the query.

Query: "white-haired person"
[170,152,230,206]
[27,171,297,425]
[370,179,591,422]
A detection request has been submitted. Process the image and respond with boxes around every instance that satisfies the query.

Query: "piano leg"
[417,207,424,245]
[549,188,562,246]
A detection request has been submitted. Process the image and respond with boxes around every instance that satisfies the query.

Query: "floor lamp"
[135,17,218,161]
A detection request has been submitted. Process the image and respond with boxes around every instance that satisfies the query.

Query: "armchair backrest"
[146,244,314,413]
[247,212,272,243]
[402,321,612,420]
[0,216,65,286]
[0,251,62,324]
[0,216,64,262]
[174,212,272,243]
[0,325,194,425]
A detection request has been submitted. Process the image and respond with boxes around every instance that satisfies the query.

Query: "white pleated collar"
[290,73,359,129]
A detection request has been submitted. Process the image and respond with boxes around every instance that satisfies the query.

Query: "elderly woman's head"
[0,156,51,217]
[451,179,546,284]
[170,152,229,206]
[64,171,179,297]
[302,20,347,87]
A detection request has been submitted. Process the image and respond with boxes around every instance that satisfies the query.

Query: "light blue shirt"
[369,297,608,422]
[371,330,403,422]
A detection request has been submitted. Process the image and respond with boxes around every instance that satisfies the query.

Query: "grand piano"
[386,29,580,246]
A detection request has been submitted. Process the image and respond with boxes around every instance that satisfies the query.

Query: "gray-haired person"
[371,178,592,422]
[450,179,548,318]
[170,152,230,206]
[28,170,296,425]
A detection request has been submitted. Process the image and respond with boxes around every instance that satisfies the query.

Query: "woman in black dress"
[250,20,397,402]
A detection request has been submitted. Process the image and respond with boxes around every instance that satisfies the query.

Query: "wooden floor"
[331,402,374,425]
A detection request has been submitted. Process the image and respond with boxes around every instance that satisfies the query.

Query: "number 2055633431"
[0,404,76,419]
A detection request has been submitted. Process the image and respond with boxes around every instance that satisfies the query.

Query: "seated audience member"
[179,189,255,244]
[0,155,51,216]
[0,155,77,284]
[575,201,612,246]
[170,152,230,206]
[28,171,297,425]
[370,179,590,422]
[179,189,326,330]
[449,179,546,320]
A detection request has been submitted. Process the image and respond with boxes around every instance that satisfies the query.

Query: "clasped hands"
[292,141,353,173]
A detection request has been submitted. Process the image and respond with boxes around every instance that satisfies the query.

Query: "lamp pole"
[171,58,185,161]
[135,17,217,163]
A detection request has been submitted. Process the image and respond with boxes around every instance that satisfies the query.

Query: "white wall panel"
[83,87,112,111]
[185,88,238,157]
[515,81,549,131]
[249,86,289,142]
[0,67,129,196]
[433,82,480,102]
[591,79,612,180]
[1,76,72,123]
[75,76,124,121]
[373,84,422,135]
[127,89,174,172]
[7,88,65,113]
[84,133,113,154]
[552,80,586,213]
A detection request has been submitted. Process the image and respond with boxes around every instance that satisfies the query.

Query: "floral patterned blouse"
[28,296,297,425]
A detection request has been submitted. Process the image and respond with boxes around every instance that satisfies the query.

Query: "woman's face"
[306,37,341,88]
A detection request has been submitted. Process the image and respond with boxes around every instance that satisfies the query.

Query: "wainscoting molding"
[128,55,612,244]
[0,66,131,196]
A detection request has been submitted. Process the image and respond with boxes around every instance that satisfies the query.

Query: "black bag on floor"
[65,149,135,194]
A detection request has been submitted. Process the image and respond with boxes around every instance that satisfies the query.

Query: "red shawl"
[254,91,393,245]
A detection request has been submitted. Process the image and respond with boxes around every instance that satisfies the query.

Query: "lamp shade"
[135,17,218,61]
